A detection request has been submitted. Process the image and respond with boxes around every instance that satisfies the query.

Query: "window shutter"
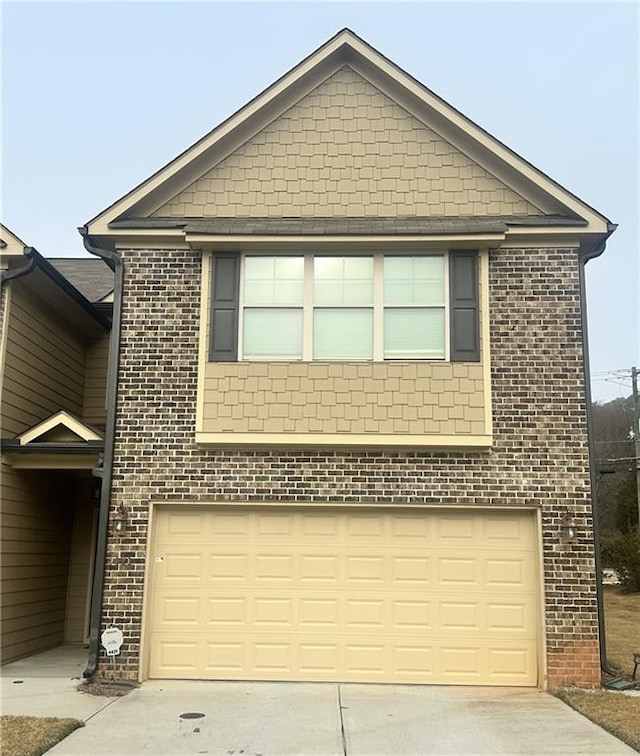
[449,251,480,362]
[209,253,240,361]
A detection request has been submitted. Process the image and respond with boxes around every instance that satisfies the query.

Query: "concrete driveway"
[2,649,636,755]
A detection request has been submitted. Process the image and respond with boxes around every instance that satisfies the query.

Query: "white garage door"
[147,508,539,685]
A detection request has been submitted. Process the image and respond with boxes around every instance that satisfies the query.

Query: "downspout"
[579,231,617,677]
[79,227,123,678]
[0,246,36,286]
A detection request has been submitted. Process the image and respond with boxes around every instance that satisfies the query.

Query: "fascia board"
[3,453,100,470]
[342,39,610,231]
[19,411,103,446]
[0,224,28,256]
[184,232,506,251]
[195,431,493,449]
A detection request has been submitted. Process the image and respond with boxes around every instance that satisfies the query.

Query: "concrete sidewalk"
[2,649,636,755]
[1,646,117,721]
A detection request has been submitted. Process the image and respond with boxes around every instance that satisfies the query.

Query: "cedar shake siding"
[153,68,542,220]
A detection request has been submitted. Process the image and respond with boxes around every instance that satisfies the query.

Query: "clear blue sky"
[2,2,638,400]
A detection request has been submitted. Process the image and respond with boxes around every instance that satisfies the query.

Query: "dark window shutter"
[449,251,480,362]
[209,253,239,361]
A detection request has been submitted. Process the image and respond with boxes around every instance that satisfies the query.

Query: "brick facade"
[99,244,600,689]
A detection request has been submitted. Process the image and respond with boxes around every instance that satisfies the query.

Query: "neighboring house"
[30,28,614,689]
[0,224,112,663]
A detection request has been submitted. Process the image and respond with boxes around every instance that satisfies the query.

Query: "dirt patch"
[0,715,82,756]
[78,680,137,697]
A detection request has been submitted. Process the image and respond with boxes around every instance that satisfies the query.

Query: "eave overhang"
[1,441,104,470]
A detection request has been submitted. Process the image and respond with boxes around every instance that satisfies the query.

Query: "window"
[209,251,479,362]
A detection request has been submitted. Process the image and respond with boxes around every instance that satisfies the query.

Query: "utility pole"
[632,366,640,528]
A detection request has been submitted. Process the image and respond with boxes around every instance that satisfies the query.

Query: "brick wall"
[101,245,600,688]
[154,68,542,219]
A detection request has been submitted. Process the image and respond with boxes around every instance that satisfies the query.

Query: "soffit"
[19,266,109,339]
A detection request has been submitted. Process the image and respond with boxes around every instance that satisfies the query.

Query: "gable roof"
[17,411,103,446]
[0,223,27,258]
[84,29,613,245]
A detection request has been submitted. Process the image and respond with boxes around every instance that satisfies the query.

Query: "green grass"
[0,716,82,756]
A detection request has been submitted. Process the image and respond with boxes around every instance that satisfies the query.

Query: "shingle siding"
[153,68,542,219]
[101,245,599,688]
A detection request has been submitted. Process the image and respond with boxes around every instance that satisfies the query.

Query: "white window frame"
[238,251,449,361]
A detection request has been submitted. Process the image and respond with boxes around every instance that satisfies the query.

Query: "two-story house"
[80,30,613,689]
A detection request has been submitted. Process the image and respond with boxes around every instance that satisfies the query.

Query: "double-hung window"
[314,257,374,359]
[209,251,478,362]
[242,256,304,359]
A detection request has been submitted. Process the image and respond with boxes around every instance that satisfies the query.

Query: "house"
[56,29,616,688]
[0,224,113,663]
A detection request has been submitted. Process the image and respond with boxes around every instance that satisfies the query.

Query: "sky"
[2,1,638,401]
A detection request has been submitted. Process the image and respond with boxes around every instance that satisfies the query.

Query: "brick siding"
[101,245,600,689]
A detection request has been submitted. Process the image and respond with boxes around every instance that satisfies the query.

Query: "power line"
[591,369,633,377]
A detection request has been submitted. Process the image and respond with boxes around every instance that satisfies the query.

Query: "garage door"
[147,508,539,685]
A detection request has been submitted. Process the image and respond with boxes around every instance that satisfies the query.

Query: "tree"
[591,396,635,536]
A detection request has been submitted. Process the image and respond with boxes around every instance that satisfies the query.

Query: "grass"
[604,586,640,677]
[555,689,640,752]
[0,716,82,756]
[555,586,640,752]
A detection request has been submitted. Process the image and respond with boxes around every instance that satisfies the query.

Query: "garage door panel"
[299,643,339,673]
[207,597,247,625]
[206,641,245,673]
[346,555,384,582]
[257,514,294,536]
[148,508,539,685]
[391,555,431,584]
[392,600,432,630]
[485,558,526,587]
[254,597,293,626]
[486,600,533,633]
[210,553,247,580]
[299,598,339,628]
[162,553,202,580]
[488,647,533,678]
[300,554,339,581]
[437,514,476,540]
[158,597,201,625]
[438,557,477,585]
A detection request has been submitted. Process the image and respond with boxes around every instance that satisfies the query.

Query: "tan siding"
[155,67,541,219]
[198,251,489,439]
[1,285,87,436]
[83,333,109,426]
[202,361,485,436]
[0,465,73,664]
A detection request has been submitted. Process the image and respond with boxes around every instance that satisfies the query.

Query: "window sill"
[195,431,493,449]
